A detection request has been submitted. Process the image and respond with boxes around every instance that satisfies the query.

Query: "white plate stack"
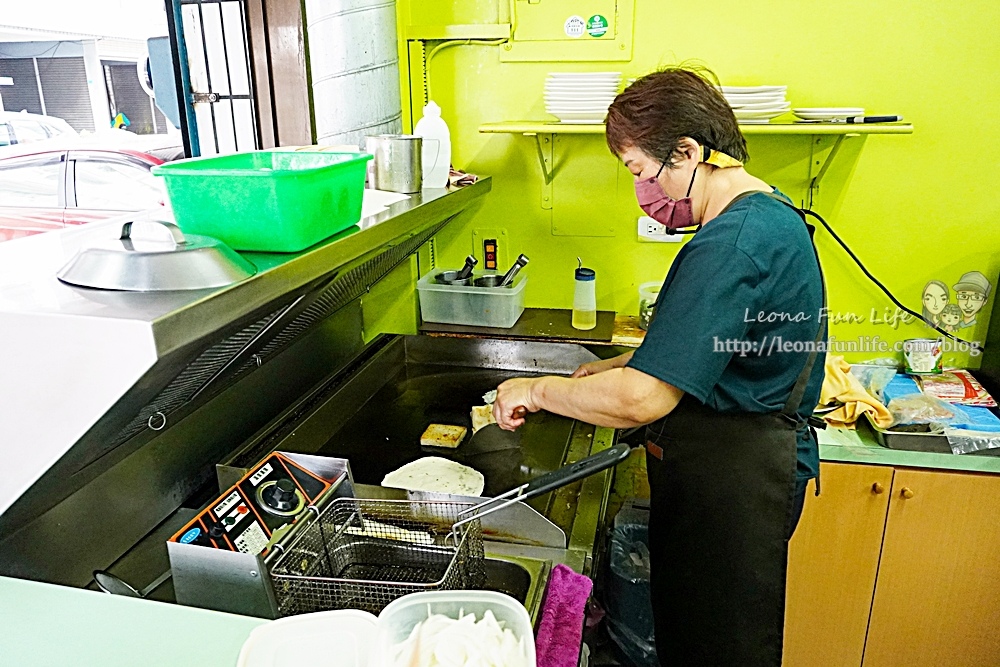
[545,72,622,124]
[718,86,790,124]
[793,108,865,122]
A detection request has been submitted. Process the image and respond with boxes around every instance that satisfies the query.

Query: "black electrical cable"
[801,208,981,348]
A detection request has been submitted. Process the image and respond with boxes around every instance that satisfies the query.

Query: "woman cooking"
[492,67,827,666]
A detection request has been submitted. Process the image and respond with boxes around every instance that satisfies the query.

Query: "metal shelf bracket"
[527,132,555,210]
[808,133,861,202]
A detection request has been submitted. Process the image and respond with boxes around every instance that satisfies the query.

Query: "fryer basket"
[269,497,485,616]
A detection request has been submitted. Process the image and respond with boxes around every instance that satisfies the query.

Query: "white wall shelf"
[478,121,914,203]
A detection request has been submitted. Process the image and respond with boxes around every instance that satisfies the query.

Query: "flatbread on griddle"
[381,457,485,496]
[470,405,497,433]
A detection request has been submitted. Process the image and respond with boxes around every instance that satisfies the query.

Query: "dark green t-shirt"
[628,190,826,481]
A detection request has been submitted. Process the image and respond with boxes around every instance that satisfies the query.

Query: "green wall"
[399,0,1000,367]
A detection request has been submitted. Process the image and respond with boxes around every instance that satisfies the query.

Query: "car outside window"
[41,121,73,138]
[74,159,165,211]
[0,157,61,206]
[9,120,50,144]
[0,124,11,147]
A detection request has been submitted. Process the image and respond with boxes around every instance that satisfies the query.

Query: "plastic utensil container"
[374,590,536,666]
[417,271,527,328]
[152,150,372,252]
[638,281,661,330]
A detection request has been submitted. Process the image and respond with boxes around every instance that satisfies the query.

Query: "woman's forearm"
[533,367,680,428]
[612,350,635,368]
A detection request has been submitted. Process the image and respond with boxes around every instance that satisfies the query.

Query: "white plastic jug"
[414,100,451,188]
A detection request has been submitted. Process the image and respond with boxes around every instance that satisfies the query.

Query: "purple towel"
[535,563,593,667]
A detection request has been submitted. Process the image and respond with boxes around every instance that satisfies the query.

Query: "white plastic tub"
[375,590,536,666]
[236,591,535,667]
[417,271,527,328]
[237,609,377,667]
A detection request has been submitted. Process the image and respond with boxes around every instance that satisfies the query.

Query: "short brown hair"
[605,66,749,166]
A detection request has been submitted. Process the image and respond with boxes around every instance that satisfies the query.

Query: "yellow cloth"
[702,146,743,168]
[703,149,743,169]
[819,355,894,429]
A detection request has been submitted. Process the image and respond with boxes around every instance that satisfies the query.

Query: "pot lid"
[57,219,257,292]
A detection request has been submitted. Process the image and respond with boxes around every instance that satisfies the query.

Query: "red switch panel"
[484,239,498,270]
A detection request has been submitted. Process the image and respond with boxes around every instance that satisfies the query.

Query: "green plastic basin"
[152,150,372,252]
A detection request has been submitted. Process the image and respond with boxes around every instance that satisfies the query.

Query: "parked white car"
[0,111,77,147]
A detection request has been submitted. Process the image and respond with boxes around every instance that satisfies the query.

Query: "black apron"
[644,192,825,666]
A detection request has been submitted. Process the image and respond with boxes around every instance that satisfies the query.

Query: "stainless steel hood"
[0,180,491,586]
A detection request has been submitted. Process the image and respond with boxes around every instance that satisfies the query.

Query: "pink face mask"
[635,163,698,231]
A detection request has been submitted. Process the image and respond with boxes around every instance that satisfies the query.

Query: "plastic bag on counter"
[946,428,1000,455]
[850,364,899,401]
[858,357,900,366]
[948,403,1000,433]
[887,394,958,430]
[919,369,997,407]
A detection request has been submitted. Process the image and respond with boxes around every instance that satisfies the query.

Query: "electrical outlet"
[637,216,685,243]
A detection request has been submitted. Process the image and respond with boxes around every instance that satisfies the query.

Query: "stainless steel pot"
[474,275,505,288]
[57,219,257,292]
[436,270,471,286]
[365,134,422,193]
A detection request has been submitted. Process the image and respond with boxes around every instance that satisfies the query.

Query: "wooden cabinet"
[784,463,894,667]
[862,470,1000,667]
[784,464,1000,667]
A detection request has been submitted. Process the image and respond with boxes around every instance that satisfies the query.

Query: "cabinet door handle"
[900,487,915,499]
[871,482,885,494]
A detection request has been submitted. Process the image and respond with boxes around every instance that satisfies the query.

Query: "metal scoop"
[456,255,478,281]
[499,254,529,287]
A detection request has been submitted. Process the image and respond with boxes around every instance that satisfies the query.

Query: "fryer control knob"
[264,479,297,512]
[208,524,225,539]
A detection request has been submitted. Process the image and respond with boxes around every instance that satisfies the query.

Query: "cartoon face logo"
[939,304,963,330]
[922,280,949,323]
[952,271,991,327]
[957,291,986,317]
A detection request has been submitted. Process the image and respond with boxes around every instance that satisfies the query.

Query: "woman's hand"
[571,351,634,378]
[492,377,542,431]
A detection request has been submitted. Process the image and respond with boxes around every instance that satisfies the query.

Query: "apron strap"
[726,190,828,420]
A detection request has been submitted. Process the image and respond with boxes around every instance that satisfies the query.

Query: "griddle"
[232,336,598,512]
[308,366,574,498]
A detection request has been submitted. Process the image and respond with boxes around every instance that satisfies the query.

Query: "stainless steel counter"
[0,180,491,356]
[0,182,492,586]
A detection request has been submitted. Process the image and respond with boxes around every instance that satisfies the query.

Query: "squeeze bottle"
[573,258,597,331]
[414,100,451,188]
